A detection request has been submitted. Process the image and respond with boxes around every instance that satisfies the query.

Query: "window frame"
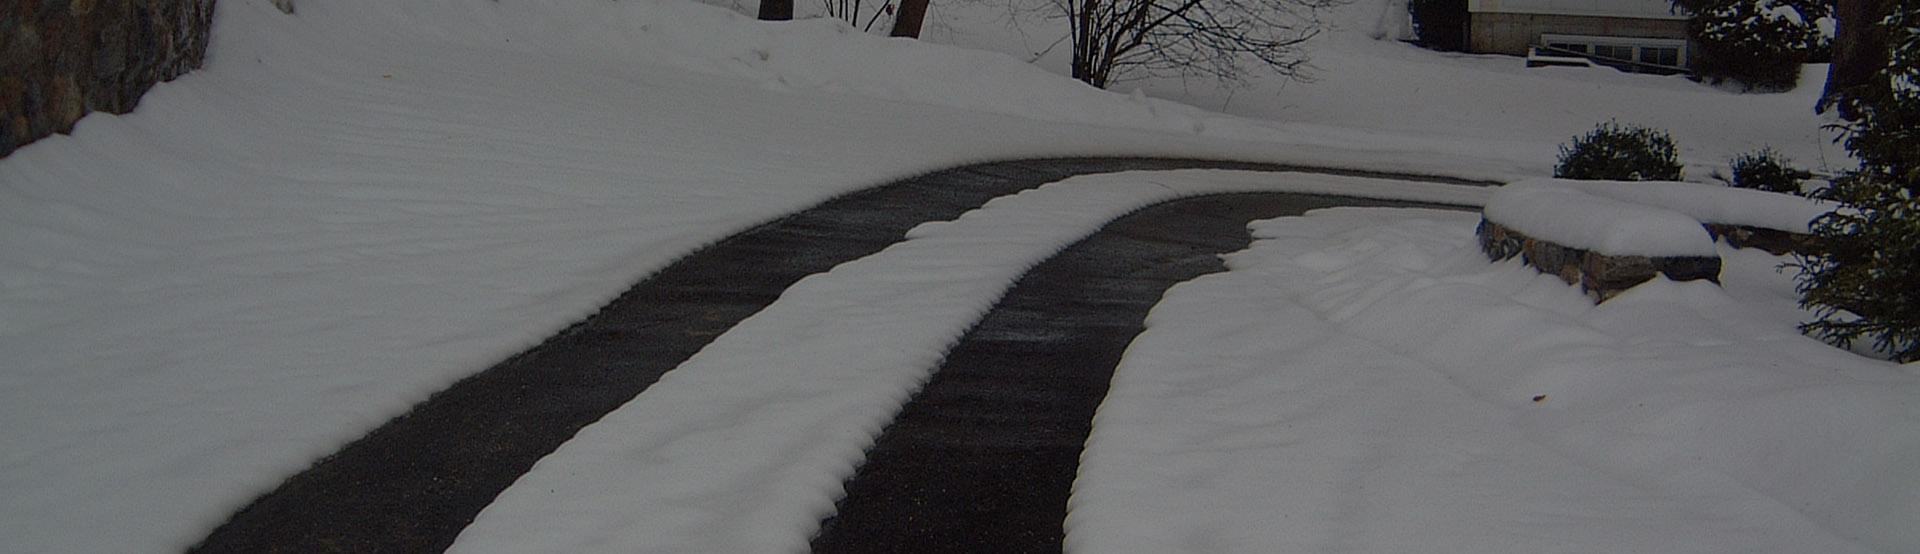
[1538,33,1690,73]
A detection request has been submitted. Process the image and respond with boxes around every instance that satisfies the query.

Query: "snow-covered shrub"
[1794,5,1920,362]
[1680,0,1831,92]
[1554,121,1684,181]
[1716,148,1811,194]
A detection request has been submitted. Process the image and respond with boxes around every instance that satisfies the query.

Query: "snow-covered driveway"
[184,161,1490,553]
[6,1,1915,552]
[194,165,1908,554]
[450,170,1484,554]
[442,169,1914,554]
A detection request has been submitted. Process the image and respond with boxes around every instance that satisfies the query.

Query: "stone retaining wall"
[1477,218,1723,302]
[1703,223,1810,256]
[2,0,216,157]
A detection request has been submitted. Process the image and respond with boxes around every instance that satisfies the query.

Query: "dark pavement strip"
[185,158,1490,554]
[807,193,1472,554]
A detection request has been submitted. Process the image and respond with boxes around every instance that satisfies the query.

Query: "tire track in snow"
[187,158,1474,554]
[807,193,1470,554]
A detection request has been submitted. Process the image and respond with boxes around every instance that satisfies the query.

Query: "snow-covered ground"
[930,0,1848,179]
[444,172,1494,554]
[2,0,1915,553]
[1484,177,1831,257]
[1077,201,1919,554]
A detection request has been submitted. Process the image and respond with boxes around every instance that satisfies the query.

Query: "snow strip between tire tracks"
[446,170,1489,554]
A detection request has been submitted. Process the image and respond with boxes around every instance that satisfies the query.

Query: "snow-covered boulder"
[1478,178,1827,301]
[1521,178,1830,232]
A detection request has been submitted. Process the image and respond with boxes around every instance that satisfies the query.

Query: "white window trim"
[1469,0,1690,20]
[1539,33,1689,70]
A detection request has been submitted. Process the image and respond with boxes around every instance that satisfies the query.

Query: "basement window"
[1547,42,1589,54]
[1538,34,1689,74]
[1640,46,1681,68]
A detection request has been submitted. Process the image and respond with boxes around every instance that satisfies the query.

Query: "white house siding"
[1467,0,1689,20]
[1469,12,1689,56]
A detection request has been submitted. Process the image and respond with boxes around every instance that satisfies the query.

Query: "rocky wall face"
[1,0,215,157]
[1703,223,1812,256]
[1478,217,1723,303]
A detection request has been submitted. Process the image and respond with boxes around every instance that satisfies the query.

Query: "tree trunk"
[1069,0,1105,87]
[759,0,793,21]
[1822,0,1891,112]
[1410,0,1469,51]
[890,0,929,37]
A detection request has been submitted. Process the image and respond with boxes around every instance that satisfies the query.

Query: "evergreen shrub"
[1718,148,1811,194]
[1683,0,1830,92]
[1554,121,1685,181]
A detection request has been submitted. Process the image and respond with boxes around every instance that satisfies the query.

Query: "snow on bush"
[1553,121,1684,181]
[1683,0,1831,91]
[1717,147,1813,195]
[1793,4,1920,363]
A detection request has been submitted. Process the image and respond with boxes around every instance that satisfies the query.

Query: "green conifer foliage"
[1721,148,1812,194]
[1553,121,1686,181]
[1793,5,1920,362]
[1679,0,1832,91]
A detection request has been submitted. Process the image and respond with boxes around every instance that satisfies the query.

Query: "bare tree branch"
[1049,0,1340,88]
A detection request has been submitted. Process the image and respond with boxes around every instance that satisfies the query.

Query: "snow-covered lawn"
[1076,199,1919,554]
[935,0,1846,180]
[2,0,1914,553]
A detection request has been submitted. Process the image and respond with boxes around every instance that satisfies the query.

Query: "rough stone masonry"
[1477,218,1723,302]
[2,0,215,157]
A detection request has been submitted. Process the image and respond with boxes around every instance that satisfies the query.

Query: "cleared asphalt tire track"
[186,158,1485,554]
[807,193,1467,554]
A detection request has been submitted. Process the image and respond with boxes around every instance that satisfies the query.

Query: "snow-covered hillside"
[928,0,1845,179]
[2,0,1913,553]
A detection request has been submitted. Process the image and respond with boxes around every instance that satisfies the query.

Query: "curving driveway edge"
[185,158,1492,554]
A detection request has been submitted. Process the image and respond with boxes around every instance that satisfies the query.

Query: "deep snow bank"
[1486,183,1721,257]
[1075,205,1920,553]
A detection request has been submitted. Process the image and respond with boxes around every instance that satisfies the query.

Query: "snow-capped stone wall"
[1478,179,1823,301]
[1478,218,1723,301]
[1,0,216,157]
[1701,223,1809,255]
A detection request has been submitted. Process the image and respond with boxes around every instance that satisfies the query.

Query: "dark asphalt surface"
[185,158,1488,554]
[808,193,1467,554]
